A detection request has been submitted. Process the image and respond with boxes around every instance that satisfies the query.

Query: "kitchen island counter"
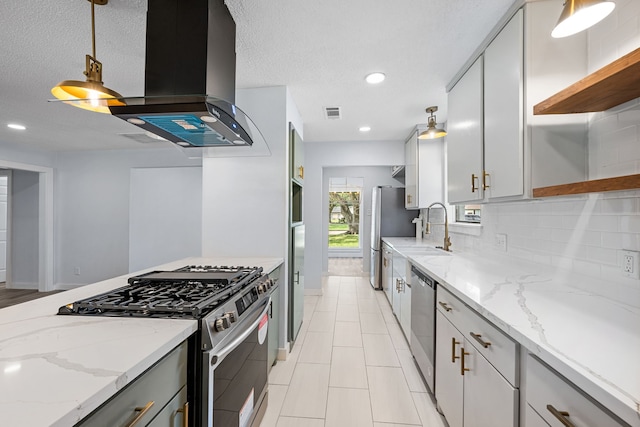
[383,237,640,427]
[0,256,283,427]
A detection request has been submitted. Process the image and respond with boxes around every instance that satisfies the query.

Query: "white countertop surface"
[383,237,640,427]
[0,256,283,427]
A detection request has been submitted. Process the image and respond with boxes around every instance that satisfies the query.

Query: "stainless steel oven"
[58,264,275,427]
[202,294,271,427]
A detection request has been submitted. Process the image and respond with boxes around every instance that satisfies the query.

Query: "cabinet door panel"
[447,58,484,204]
[435,311,464,427]
[463,343,518,427]
[484,9,524,200]
[405,132,418,208]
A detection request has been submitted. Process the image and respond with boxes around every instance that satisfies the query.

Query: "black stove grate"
[58,265,263,319]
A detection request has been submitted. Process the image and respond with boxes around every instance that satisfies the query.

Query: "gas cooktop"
[58,265,264,319]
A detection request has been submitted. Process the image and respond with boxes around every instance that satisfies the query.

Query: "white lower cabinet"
[525,404,550,427]
[526,355,628,427]
[435,288,518,427]
[435,310,464,427]
[391,249,411,338]
[463,345,518,427]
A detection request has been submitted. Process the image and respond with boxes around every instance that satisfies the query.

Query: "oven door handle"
[210,296,271,369]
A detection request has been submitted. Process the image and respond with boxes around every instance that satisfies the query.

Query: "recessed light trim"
[365,72,386,84]
[7,123,26,130]
[359,126,371,132]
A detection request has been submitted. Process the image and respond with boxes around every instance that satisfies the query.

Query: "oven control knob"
[257,283,266,294]
[214,314,231,332]
[226,311,237,323]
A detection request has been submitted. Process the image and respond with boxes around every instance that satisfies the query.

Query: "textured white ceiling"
[0,0,517,151]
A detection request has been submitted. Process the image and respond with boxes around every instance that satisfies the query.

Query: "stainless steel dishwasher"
[410,264,437,394]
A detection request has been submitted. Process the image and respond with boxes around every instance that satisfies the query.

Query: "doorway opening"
[328,177,364,275]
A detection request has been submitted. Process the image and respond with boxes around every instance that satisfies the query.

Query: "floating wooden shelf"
[532,174,640,198]
[533,47,640,115]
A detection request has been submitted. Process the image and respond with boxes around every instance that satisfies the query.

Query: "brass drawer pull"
[177,401,189,427]
[407,194,412,204]
[439,301,452,312]
[460,348,470,375]
[451,338,460,363]
[298,165,304,179]
[546,404,576,427]
[471,174,478,192]
[126,401,155,427]
[470,332,492,348]
[482,171,490,190]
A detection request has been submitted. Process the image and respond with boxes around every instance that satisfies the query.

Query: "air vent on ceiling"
[324,106,342,120]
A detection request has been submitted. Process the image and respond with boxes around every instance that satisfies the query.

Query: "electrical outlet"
[73,267,80,276]
[621,250,640,279]
[495,233,507,252]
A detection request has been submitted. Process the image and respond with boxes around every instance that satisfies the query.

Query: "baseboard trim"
[277,346,289,361]
[8,282,39,290]
[55,283,84,291]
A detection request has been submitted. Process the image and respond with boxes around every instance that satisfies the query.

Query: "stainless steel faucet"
[425,202,452,252]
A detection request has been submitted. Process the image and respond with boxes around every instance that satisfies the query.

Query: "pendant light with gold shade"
[418,106,447,140]
[51,0,124,113]
[551,0,616,38]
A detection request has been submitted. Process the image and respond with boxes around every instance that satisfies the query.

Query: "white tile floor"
[260,275,447,427]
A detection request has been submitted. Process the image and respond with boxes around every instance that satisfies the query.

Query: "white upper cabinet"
[446,1,589,204]
[447,58,484,204]
[483,9,524,200]
[405,130,418,208]
[405,127,445,209]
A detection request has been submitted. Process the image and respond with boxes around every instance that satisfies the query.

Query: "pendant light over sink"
[51,0,124,113]
[418,106,447,140]
[551,0,616,38]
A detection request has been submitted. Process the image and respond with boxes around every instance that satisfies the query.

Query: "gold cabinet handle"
[407,194,412,204]
[451,338,460,363]
[177,401,189,427]
[471,174,478,193]
[125,401,155,427]
[438,301,452,312]
[383,257,387,268]
[298,165,304,179]
[482,171,490,190]
[460,348,470,375]
[470,332,492,348]
[546,404,576,427]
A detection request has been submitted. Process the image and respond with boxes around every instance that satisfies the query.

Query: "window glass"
[455,205,481,224]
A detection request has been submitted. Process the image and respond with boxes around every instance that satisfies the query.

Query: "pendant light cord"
[91,0,96,59]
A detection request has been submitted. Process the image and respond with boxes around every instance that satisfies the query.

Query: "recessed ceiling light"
[365,72,385,84]
[359,126,371,132]
[7,123,26,130]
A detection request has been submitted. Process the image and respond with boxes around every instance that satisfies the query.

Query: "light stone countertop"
[383,237,640,427]
[0,256,283,427]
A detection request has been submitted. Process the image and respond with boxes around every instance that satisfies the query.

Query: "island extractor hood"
[109,0,263,148]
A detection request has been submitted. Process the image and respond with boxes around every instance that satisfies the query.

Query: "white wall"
[129,167,203,272]
[304,139,406,291]
[0,173,8,282]
[54,148,201,286]
[10,170,39,288]
[202,86,303,351]
[202,86,290,258]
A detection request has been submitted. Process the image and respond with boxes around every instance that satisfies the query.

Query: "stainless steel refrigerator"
[369,186,417,289]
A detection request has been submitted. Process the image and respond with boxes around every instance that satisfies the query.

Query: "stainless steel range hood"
[109,0,265,149]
